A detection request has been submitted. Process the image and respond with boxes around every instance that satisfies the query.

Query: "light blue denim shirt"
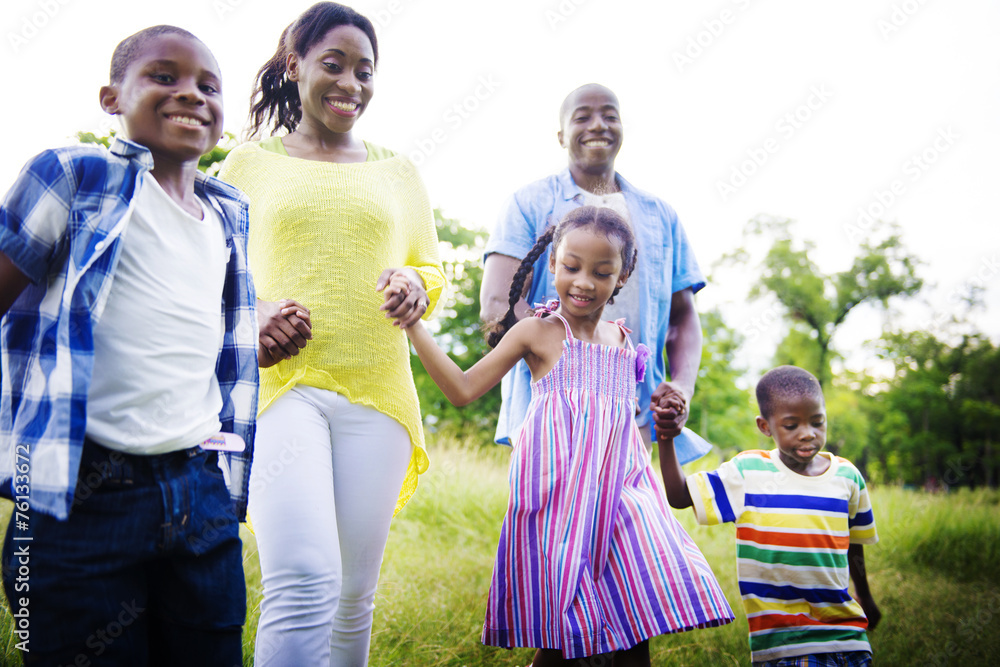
[0,138,258,520]
[485,169,707,459]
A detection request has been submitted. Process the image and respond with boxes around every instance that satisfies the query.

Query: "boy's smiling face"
[100,33,223,165]
[756,392,829,475]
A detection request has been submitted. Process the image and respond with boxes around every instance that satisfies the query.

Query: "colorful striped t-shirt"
[688,450,878,662]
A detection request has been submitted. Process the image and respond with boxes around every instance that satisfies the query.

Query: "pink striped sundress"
[482,308,734,657]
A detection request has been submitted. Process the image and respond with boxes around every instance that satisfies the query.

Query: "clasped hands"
[376,268,430,329]
[255,268,428,369]
[651,382,690,441]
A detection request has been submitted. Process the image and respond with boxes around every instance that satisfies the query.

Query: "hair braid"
[609,247,638,304]
[485,226,556,348]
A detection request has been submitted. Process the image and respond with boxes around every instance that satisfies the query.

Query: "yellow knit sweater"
[220,138,445,514]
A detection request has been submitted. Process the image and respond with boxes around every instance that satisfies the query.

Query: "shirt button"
[95,241,105,251]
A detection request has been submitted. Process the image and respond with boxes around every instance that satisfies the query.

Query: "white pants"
[249,386,412,667]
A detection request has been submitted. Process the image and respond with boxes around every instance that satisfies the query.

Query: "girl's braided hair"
[485,205,638,348]
[246,2,378,140]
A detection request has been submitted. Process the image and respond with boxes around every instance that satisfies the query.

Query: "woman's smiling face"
[287,24,375,137]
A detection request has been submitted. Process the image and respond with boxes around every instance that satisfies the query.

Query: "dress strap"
[614,318,652,382]
[613,318,636,351]
[533,299,573,340]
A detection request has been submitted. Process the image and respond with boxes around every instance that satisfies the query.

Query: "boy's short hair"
[756,366,823,418]
[109,25,202,84]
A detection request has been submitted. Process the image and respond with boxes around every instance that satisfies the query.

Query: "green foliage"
[687,309,760,456]
[76,130,114,148]
[824,380,872,462]
[732,216,922,387]
[869,331,1000,487]
[4,459,1000,666]
[875,486,1000,584]
[77,129,237,175]
[410,211,502,440]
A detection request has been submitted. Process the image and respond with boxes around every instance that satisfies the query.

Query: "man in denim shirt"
[481,84,707,460]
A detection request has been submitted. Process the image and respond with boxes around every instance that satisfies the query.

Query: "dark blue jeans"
[2,440,245,667]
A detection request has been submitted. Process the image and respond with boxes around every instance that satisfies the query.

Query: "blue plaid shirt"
[0,138,258,520]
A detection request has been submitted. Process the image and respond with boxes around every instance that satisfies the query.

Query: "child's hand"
[859,594,881,631]
[257,298,312,368]
[652,382,688,440]
[377,268,430,329]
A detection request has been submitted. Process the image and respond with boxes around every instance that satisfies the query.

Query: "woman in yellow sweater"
[219,3,445,664]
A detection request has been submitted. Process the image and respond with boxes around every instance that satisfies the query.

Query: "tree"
[727,215,923,387]
[685,309,760,457]
[867,330,1000,488]
[77,130,237,175]
[409,211,502,439]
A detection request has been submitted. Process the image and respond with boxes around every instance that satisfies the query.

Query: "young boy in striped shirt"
[658,365,881,666]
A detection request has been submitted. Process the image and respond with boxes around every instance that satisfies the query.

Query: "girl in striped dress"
[383,206,733,665]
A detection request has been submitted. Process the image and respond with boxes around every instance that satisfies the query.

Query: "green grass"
[2,439,1000,665]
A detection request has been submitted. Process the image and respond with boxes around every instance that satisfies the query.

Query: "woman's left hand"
[377,268,430,329]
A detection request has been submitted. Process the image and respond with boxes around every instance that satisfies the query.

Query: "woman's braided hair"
[484,205,637,348]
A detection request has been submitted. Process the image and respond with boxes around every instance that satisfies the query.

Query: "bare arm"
[0,251,31,319]
[480,253,532,324]
[657,434,694,509]
[666,287,701,399]
[848,543,881,631]
[404,317,535,406]
[652,287,702,436]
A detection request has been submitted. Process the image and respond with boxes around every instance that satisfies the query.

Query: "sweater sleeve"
[399,159,446,317]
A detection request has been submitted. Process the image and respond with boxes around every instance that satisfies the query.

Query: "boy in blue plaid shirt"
[0,25,257,666]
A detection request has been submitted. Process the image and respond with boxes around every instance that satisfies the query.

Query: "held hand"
[859,595,882,632]
[377,268,430,329]
[257,299,312,368]
[651,381,689,440]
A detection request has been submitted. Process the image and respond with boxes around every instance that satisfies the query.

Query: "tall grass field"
[1,439,998,666]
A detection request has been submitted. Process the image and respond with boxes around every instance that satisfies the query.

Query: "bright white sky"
[3,0,998,377]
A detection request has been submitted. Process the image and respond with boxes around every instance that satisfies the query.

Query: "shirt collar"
[558,167,635,201]
[107,136,247,206]
[108,136,155,171]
